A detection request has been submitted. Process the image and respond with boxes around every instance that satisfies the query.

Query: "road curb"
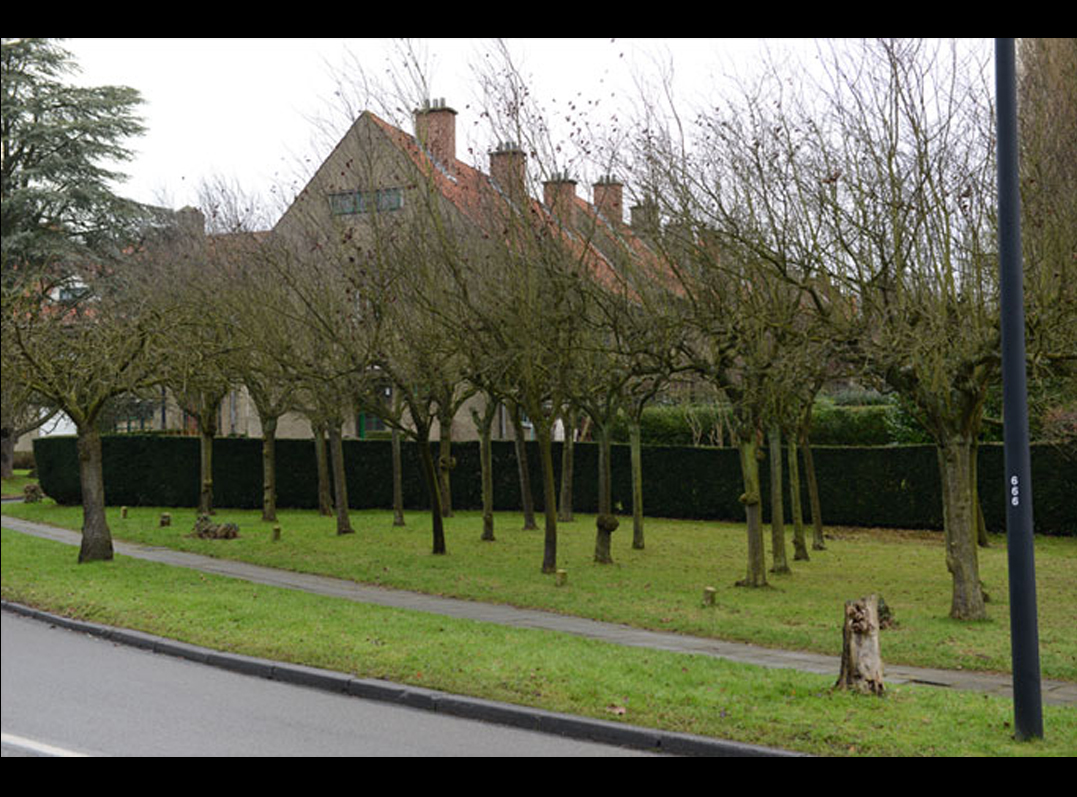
[1,600,805,757]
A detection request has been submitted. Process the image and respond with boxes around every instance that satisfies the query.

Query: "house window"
[329,188,403,216]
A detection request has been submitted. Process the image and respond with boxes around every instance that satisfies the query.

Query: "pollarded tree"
[1017,38,1077,424]
[153,222,240,517]
[1,38,169,563]
[800,39,1069,619]
[2,238,174,562]
[627,77,829,589]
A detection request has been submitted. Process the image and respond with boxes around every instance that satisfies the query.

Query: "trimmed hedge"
[33,435,1075,535]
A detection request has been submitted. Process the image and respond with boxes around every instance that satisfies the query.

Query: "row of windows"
[328,187,404,215]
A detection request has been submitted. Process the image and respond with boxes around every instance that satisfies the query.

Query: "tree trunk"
[736,435,768,588]
[788,433,809,561]
[558,409,576,523]
[835,594,886,696]
[536,423,559,574]
[800,427,826,551]
[391,426,406,527]
[596,422,612,516]
[629,416,645,550]
[438,408,454,517]
[478,410,495,541]
[768,424,790,574]
[261,416,278,522]
[1,431,14,480]
[198,424,215,515]
[417,434,446,555]
[76,426,113,563]
[937,436,987,620]
[594,513,618,564]
[328,422,353,535]
[511,403,537,530]
[313,421,333,516]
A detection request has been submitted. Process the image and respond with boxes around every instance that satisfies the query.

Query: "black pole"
[994,37,1044,741]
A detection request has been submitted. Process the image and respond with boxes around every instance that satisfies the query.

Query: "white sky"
[63,38,814,214]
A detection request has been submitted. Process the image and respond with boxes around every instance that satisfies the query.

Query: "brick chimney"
[543,172,578,223]
[414,98,457,167]
[490,142,527,201]
[593,175,624,224]
[630,199,659,238]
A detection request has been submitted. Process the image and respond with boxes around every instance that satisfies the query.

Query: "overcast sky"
[62,38,815,213]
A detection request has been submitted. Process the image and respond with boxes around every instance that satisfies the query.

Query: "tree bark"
[417,435,446,554]
[198,424,215,516]
[596,422,612,516]
[477,408,495,541]
[835,594,886,696]
[768,424,790,574]
[328,422,353,535]
[261,416,278,522]
[800,426,826,551]
[76,427,114,563]
[391,426,406,527]
[736,435,768,588]
[788,433,809,561]
[511,403,537,530]
[629,416,645,550]
[438,408,454,517]
[1,432,14,481]
[312,421,333,517]
[536,423,559,574]
[938,436,987,620]
[558,409,576,523]
[594,513,618,564]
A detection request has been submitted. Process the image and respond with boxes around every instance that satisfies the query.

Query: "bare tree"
[2,232,174,561]
[805,40,1004,619]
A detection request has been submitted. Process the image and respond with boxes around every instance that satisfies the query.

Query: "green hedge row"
[610,401,920,447]
[33,435,1075,535]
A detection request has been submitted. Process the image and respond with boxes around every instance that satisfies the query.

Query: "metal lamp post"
[994,36,1044,742]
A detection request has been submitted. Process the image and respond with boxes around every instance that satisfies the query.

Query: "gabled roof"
[277,106,666,298]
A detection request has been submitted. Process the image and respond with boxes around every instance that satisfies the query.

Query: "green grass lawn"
[5,500,1075,680]
[3,500,1075,756]
[1,469,38,498]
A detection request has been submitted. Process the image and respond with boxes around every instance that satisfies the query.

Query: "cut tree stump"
[835,594,885,696]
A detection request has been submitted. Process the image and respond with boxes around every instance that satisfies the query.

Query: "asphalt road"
[1,611,654,757]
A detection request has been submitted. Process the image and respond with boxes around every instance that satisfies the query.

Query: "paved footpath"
[3,513,1074,710]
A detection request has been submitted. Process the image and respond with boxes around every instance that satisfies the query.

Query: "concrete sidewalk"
[3,513,1074,711]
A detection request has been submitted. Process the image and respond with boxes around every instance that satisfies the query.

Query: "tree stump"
[190,513,239,540]
[835,594,885,696]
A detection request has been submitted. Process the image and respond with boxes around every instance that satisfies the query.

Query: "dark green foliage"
[809,403,894,446]
[33,435,1075,535]
[2,38,147,270]
[610,404,731,447]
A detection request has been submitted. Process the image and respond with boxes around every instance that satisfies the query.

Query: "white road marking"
[1,732,89,757]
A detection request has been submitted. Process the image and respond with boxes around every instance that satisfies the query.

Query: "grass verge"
[0,469,37,499]
[4,501,1075,681]
[3,527,1075,756]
